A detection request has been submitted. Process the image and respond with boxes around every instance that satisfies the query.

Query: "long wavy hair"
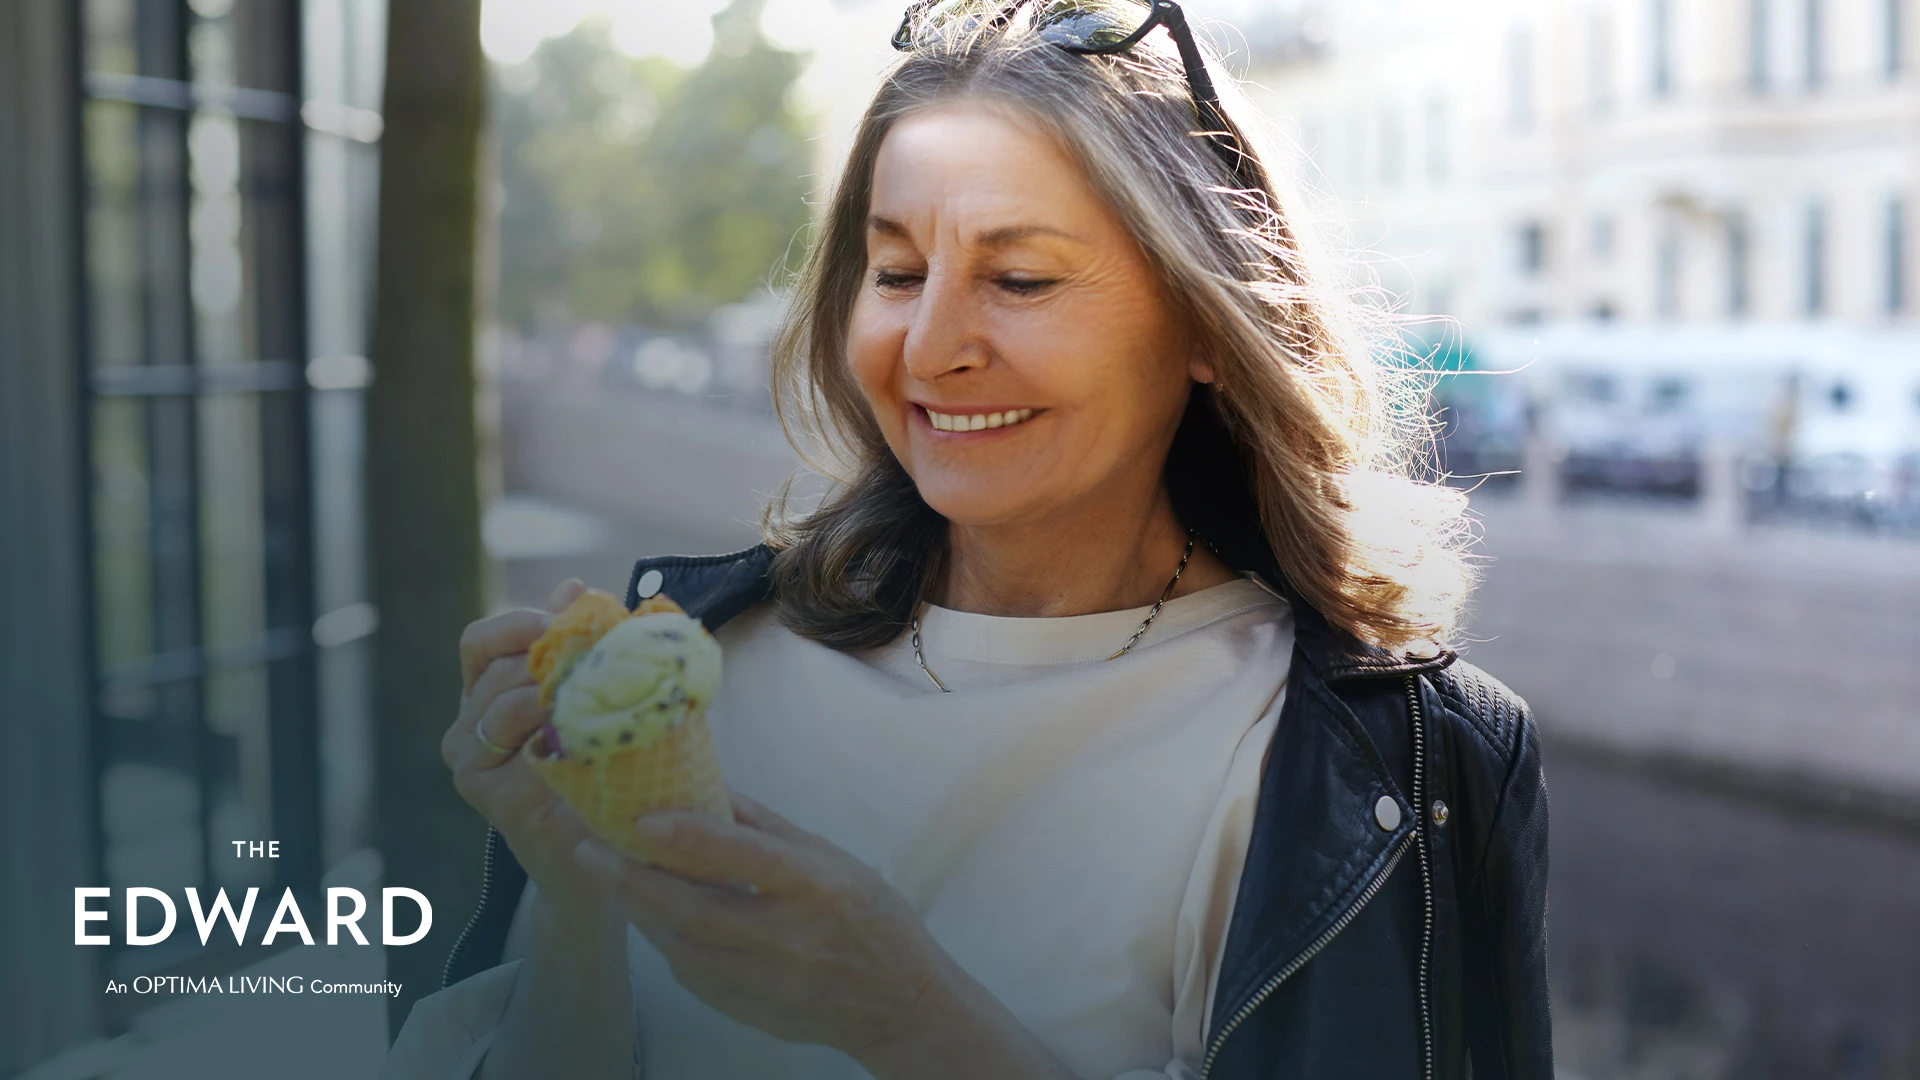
[762,0,1475,650]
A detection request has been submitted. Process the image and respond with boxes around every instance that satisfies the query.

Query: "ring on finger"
[474,720,513,758]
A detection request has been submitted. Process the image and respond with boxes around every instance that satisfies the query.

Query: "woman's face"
[847,101,1211,529]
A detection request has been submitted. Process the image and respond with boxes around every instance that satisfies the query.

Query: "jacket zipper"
[1197,830,1413,1079]
[1196,675,1437,1080]
[1406,674,1435,1080]
[441,825,505,989]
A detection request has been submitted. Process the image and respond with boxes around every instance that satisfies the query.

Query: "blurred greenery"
[492,0,814,332]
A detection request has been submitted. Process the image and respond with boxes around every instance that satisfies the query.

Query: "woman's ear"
[1188,346,1217,385]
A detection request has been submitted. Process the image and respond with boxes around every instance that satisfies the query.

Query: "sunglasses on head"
[890,0,1254,188]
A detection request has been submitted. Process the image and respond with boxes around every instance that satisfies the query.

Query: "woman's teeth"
[926,407,1035,432]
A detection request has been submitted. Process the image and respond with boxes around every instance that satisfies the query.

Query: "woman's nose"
[902,267,989,381]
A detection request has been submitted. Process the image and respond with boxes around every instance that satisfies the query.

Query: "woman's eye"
[870,270,1054,294]
[997,276,1055,295]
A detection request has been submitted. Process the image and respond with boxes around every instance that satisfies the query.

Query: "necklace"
[910,529,1197,694]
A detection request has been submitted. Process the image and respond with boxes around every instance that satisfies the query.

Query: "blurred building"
[0,0,385,1072]
[1242,0,1920,523]
[1250,0,1917,331]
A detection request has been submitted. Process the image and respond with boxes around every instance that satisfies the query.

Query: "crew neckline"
[912,572,1287,666]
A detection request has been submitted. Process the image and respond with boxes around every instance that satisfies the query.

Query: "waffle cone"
[523,707,733,858]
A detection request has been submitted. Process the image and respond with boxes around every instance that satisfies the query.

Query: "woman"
[386,1,1550,1076]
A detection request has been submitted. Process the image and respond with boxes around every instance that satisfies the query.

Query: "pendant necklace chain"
[910,528,1197,694]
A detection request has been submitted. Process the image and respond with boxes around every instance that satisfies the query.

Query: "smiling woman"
[385,2,1551,1079]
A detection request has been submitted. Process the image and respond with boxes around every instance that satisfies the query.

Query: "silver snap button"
[1374,795,1402,832]
[636,568,664,599]
[1431,800,1450,827]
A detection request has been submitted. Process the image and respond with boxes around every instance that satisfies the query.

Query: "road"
[1549,755,1920,1078]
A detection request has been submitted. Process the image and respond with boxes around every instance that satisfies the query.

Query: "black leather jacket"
[442,544,1553,1078]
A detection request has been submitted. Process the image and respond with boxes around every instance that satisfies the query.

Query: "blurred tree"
[367,0,489,1035]
[492,0,814,331]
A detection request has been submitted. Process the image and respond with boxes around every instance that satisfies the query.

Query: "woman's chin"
[913,479,1051,529]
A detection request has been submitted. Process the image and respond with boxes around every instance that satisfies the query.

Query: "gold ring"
[474,721,513,758]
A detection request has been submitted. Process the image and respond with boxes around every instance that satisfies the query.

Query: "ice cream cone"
[523,707,733,857]
[524,588,733,853]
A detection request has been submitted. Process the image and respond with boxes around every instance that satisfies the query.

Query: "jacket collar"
[1288,595,1457,682]
[626,541,1456,680]
[625,544,778,628]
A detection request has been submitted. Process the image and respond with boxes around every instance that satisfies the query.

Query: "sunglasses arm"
[1155,3,1223,133]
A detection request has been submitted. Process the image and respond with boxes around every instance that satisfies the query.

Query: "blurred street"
[493,374,1920,1075]
[1550,757,1920,1078]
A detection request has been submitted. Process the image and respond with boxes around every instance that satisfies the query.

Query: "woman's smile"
[916,404,1040,433]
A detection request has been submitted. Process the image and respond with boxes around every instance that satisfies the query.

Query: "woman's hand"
[573,792,1083,1079]
[448,580,635,1080]
[442,578,605,910]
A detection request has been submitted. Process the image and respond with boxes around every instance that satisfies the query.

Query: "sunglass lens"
[1033,0,1149,49]
[897,0,986,47]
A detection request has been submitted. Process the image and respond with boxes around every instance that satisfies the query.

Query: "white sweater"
[380,573,1293,1080]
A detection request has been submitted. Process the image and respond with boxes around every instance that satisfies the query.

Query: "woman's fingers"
[451,578,583,758]
[630,809,822,897]
[729,791,834,852]
[574,837,761,947]
[471,650,537,704]
[546,577,586,614]
[472,684,546,761]
[444,653,540,769]
[458,608,552,695]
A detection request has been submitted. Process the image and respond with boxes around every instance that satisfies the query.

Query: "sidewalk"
[1462,495,1920,816]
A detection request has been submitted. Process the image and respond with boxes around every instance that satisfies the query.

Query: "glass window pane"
[84,0,141,77]
[189,6,237,90]
[102,760,203,892]
[233,0,301,95]
[318,637,373,864]
[85,101,146,369]
[190,111,248,363]
[92,398,155,679]
[197,394,267,653]
[204,663,274,888]
[240,113,303,364]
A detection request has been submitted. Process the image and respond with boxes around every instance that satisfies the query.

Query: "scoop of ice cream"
[545,611,722,759]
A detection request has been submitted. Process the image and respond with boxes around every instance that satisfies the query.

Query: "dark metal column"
[0,0,100,1070]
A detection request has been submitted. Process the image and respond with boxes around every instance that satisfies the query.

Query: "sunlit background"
[4,0,1918,1076]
